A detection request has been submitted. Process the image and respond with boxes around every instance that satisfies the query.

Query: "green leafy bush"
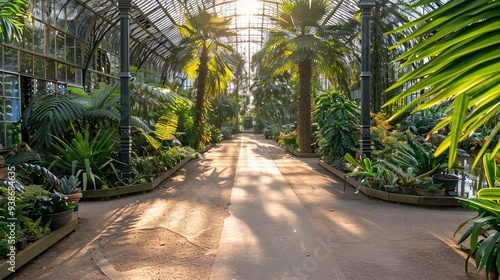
[313,91,360,163]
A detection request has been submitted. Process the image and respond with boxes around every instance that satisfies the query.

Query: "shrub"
[313,91,360,163]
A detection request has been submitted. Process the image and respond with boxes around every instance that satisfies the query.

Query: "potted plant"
[432,172,460,192]
[415,177,445,196]
[33,192,76,230]
[56,175,83,209]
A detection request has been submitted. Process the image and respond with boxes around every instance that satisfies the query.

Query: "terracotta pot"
[42,210,74,230]
[65,192,83,204]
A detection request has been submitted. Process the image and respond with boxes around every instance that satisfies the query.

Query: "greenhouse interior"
[1,0,500,279]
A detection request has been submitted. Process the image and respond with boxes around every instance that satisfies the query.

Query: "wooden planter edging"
[318,160,460,207]
[82,156,194,200]
[0,212,78,279]
[284,147,318,158]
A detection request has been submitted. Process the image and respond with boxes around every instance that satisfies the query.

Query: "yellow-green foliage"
[370,113,414,159]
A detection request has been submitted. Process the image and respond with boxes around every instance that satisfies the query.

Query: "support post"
[359,0,375,158]
[119,0,132,178]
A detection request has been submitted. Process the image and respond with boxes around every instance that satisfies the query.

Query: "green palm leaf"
[385,0,500,169]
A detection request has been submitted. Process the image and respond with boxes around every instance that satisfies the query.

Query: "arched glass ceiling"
[80,0,360,78]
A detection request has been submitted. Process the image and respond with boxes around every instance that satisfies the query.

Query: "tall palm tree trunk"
[298,58,313,153]
[194,45,209,149]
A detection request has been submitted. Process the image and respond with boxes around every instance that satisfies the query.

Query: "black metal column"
[119,0,132,178]
[359,0,375,158]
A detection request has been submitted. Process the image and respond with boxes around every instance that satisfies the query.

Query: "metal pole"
[119,0,132,178]
[359,0,375,158]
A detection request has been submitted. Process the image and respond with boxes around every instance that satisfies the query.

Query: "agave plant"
[49,125,117,190]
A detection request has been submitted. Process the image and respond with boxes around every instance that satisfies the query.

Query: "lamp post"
[359,0,375,158]
[119,0,132,178]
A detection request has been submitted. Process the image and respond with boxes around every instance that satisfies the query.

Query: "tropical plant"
[33,192,76,215]
[0,0,29,43]
[261,0,351,153]
[385,0,500,169]
[22,94,87,150]
[344,153,387,193]
[382,160,418,188]
[24,216,50,239]
[58,175,81,194]
[455,153,500,279]
[277,130,299,152]
[313,91,360,163]
[391,136,447,177]
[171,8,238,149]
[49,125,117,190]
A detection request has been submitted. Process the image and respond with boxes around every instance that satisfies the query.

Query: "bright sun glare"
[236,0,260,15]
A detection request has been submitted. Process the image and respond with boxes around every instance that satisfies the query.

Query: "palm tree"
[261,0,350,153]
[385,0,500,167]
[0,0,29,43]
[171,8,237,149]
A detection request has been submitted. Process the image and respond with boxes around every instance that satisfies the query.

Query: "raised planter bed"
[82,156,194,200]
[0,212,78,279]
[318,160,460,206]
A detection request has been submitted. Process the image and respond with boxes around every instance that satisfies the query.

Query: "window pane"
[5,99,21,122]
[33,20,45,54]
[67,66,76,84]
[46,58,56,80]
[3,47,18,72]
[66,36,75,63]
[34,56,45,78]
[3,74,18,98]
[56,1,66,30]
[46,26,56,57]
[20,53,33,75]
[75,40,83,66]
[56,31,65,60]
[57,62,66,82]
[33,0,43,20]
[45,0,55,24]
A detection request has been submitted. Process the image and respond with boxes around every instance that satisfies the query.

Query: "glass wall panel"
[3,47,18,72]
[33,20,45,54]
[75,40,83,66]
[67,66,76,84]
[77,9,93,40]
[57,62,66,82]
[34,55,45,78]
[0,72,21,148]
[56,31,66,60]
[20,53,33,75]
[33,0,43,20]
[66,36,75,64]
[56,1,66,31]
[66,2,83,36]
[46,26,56,57]
[44,0,55,25]
[46,58,56,80]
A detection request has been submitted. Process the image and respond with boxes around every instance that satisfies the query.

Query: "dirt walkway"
[9,134,483,279]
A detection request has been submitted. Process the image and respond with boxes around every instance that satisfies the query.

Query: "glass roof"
[125,0,360,63]
[79,0,360,79]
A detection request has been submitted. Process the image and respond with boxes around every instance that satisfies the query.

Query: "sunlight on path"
[210,134,346,280]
